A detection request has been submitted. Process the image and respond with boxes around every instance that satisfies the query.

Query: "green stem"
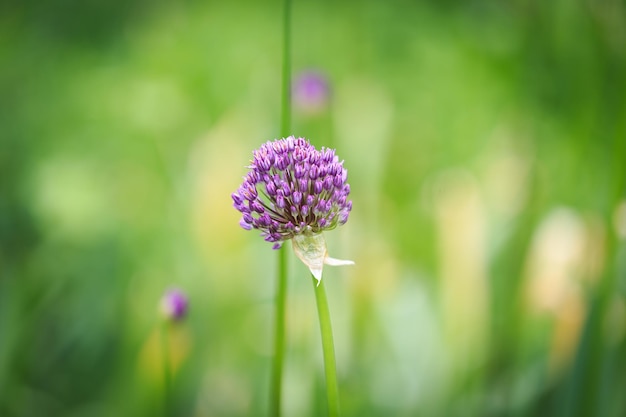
[280,0,292,138]
[270,247,288,416]
[161,322,172,417]
[312,276,340,417]
[270,0,291,415]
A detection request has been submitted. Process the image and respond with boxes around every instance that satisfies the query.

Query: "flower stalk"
[270,246,288,416]
[159,289,188,417]
[313,275,340,417]
[270,0,292,414]
[161,321,172,417]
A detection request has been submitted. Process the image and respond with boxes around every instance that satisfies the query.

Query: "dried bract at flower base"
[292,231,354,285]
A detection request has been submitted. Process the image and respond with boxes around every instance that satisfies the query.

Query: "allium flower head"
[232,136,353,283]
[293,71,330,114]
[160,289,189,321]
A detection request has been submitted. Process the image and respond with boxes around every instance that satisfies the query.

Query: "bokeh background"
[1,0,626,416]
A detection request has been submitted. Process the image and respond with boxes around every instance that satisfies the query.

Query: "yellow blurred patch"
[137,323,191,386]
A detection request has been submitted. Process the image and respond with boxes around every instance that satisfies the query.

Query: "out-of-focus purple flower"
[160,289,188,321]
[293,71,330,114]
[232,136,353,282]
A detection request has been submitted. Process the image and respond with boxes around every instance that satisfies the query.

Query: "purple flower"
[160,289,188,321]
[293,71,330,114]
[232,136,354,282]
[233,136,351,244]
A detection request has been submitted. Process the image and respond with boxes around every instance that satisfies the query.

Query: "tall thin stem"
[161,322,172,417]
[270,0,291,415]
[270,247,288,416]
[280,0,292,138]
[313,276,340,417]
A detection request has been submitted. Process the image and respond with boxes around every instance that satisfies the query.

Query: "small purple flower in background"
[292,71,330,115]
[160,289,188,321]
[232,136,353,283]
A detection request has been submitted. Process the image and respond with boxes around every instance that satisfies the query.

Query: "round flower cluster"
[232,136,352,248]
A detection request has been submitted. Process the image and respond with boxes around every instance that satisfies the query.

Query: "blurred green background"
[1,0,626,416]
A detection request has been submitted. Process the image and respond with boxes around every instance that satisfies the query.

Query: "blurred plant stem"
[270,247,288,416]
[270,0,291,415]
[280,0,292,138]
[161,321,172,417]
[312,276,340,417]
